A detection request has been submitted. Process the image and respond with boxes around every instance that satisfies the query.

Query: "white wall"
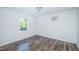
[37,9,77,43]
[0,9,4,44]
[0,8,36,46]
[76,8,79,48]
[0,8,78,46]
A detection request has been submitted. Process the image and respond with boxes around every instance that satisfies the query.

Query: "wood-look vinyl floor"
[0,35,78,51]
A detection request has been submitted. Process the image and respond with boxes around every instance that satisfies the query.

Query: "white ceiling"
[6,7,76,16]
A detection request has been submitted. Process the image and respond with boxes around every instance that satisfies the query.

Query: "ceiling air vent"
[51,16,58,21]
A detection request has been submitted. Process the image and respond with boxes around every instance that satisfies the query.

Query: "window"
[20,17,27,31]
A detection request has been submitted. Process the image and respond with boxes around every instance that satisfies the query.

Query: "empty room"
[0,7,79,51]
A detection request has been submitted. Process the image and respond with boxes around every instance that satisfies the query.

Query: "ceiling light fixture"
[36,7,43,11]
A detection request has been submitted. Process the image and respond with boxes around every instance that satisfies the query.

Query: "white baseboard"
[0,35,36,47]
[37,34,77,44]
[0,34,77,47]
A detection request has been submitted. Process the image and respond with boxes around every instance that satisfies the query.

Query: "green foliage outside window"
[20,17,27,31]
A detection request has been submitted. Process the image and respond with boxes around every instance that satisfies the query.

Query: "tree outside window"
[20,17,27,31]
